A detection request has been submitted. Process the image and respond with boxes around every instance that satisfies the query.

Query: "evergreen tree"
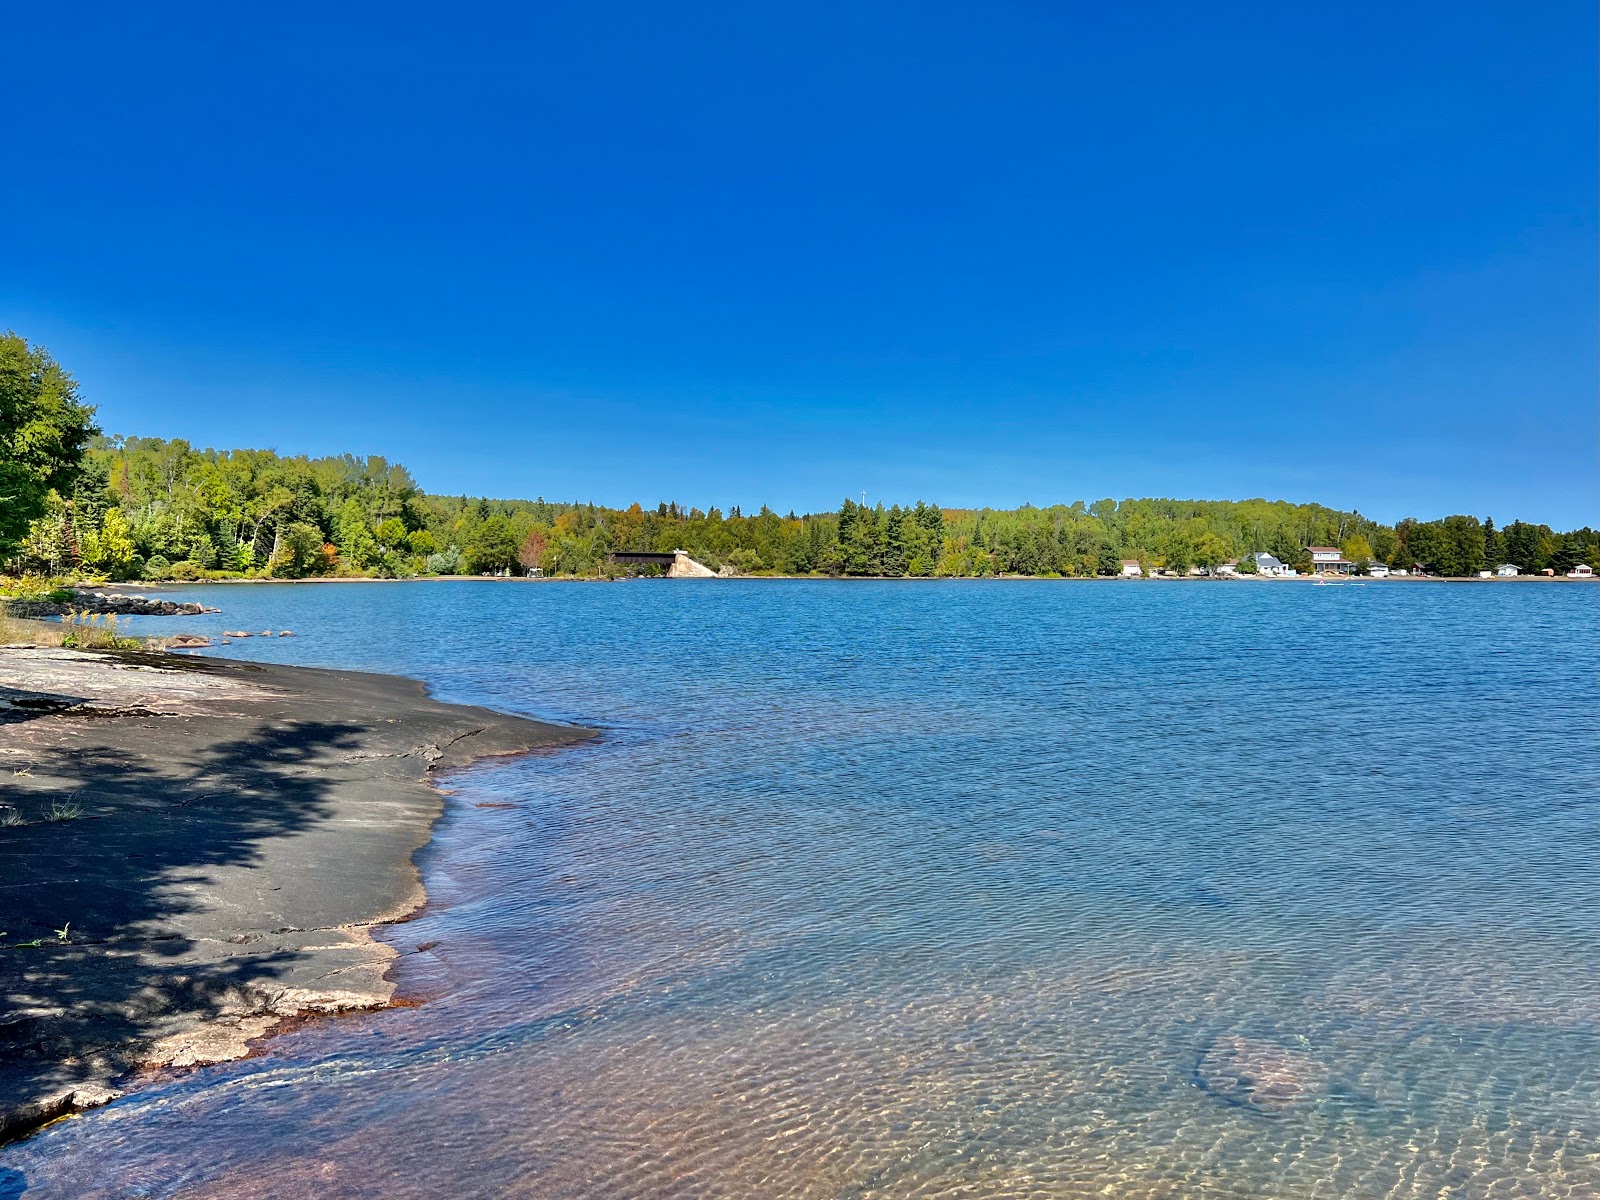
[1483,517,1502,567]
[884,505,908,576]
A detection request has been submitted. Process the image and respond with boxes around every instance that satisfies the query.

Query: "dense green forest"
[11,435,1594,581]
[4,334,1597,581]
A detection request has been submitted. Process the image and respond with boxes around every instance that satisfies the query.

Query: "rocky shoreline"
[0,646,594,1142]
[4,590,221,618]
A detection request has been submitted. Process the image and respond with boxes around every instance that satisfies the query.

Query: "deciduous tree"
[1,333,99,558]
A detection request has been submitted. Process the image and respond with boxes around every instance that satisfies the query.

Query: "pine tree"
[884,505,908,576]
[1483,517,1502,567]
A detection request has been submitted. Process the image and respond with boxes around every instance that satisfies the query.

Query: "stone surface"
[1193,1035,1327,1114]
[666,550,717,578]
[4,591,220,618]
[0,647,593,1141]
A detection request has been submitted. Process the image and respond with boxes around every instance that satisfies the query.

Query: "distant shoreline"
[120,573,1597,587]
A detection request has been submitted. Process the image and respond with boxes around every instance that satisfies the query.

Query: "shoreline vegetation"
[3,334,1596,591]
[0,642,593,1143]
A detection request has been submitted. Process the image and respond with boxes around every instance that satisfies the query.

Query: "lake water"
[7,580,1598,1198]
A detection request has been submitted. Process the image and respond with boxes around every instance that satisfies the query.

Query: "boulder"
[666,550,718,579]
[223,631,251,638]
[166,634,213,649]
[1194,1035,1326,1114]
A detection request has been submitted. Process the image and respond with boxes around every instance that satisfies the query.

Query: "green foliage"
[5,339,1591,585]
[9,433,428,579]
[271,522,329,578]
[374,517,408,550]
[466,515,520,574]
[31,437,1600,583]
[8,333,1597,585]
[425,545,464,574]
[19,493,74,574]
[78,507,139,578]
[1394,514,1493,576]
[0,333,100,559]
[1341,534,1375,566]
[59,610,140,651]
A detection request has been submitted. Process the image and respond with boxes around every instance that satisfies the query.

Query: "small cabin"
[1495,564,1518,577]
[1368,563,1390,578]
[1568,564,1593,578]
[1119,559,1143,578]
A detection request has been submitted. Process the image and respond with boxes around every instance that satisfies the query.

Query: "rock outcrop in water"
[1194,1035,1327,1114]
[5,591,219,617]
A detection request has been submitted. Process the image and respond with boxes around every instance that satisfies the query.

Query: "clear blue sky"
[4,2,1595,525]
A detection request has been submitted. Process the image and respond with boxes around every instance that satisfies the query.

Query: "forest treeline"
[13,436,1595,581]
[4,335,1597,581]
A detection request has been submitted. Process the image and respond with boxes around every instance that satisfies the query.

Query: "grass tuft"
[45,796,84,822]
[60,610,142,651]
[0,612,67,647]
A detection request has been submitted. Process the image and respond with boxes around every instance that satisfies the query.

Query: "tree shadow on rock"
[0,718,372,1137]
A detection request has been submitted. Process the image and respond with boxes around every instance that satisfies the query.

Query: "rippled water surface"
[8,580,1598,1198]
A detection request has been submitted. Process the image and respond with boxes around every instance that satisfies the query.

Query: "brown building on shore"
[1307,547,1353,576]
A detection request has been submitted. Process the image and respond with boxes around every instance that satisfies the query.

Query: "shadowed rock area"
[0,647,592,1141]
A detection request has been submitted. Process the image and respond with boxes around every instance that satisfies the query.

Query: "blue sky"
[4,2,1595,525]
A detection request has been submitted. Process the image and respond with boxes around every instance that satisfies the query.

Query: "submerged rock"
[1194,1035,1326,1114]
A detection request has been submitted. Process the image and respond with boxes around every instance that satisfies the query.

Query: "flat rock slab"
[1194,1034,1328,1115]
[0,647,265,718]
[0,648,592,1141]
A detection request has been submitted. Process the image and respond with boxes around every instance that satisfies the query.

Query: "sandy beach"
[0,645,593,1141]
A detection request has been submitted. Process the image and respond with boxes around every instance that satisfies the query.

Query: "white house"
[1368,563,1390,578]
[1249,552,1289,576]
[1495,563,1519,577]
[1119,559,1143,578]
[1478,570,1492,579]
[1567,564,1593,578]
[1306,546,1354,576]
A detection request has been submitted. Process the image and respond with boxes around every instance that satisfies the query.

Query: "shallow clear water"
[6,580,1598,1198]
